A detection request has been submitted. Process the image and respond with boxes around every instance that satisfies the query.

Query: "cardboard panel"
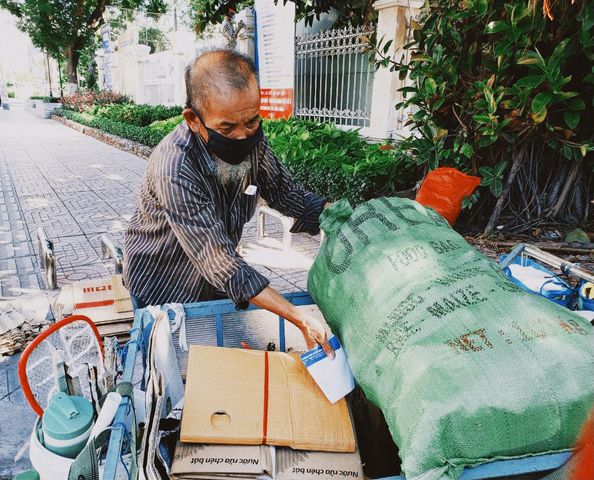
[181,346,355,452]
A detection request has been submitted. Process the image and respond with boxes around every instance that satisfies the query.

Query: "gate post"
[237,8,256,60]
[367,0,423,140]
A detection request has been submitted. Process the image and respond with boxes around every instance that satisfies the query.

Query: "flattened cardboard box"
[54,275,133,324]
[171,443,364,480]
[181,346,356,452]
[276,448,364,480]
[171,443,273,479]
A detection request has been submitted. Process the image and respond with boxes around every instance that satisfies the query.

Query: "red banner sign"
[260,88,294,120]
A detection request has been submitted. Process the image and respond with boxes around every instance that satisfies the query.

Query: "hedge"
[30,96,61,103]
[56,109,181,148]
[263,119,416,204]
[92,104,183,127]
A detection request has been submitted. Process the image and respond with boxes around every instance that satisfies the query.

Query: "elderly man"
[124,49,332,354]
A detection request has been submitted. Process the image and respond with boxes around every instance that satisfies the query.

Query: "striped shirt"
[123,122,326,308]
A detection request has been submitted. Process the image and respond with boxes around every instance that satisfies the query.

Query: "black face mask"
[203,123,263,165]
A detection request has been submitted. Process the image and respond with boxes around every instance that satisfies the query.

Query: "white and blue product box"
[300,335,356,404]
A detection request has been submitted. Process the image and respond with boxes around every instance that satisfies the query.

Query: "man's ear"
[182,107,208,141]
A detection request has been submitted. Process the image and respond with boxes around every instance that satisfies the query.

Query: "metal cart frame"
[101,291,573,480]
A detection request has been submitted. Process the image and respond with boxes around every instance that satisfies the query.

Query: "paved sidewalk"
[0,104,321,477]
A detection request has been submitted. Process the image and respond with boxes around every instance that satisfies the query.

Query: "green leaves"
[515,75,545,88]
[57,108,173,147]
[567,98,586,111]
[479,161,507,197]
[484,86,497,114]
[261,118,416,204]
[473,114,492,124]
[531,107,547,124]
[424,78,437,95]
[93,103,183,126]
[564,111,580,129]
[411,54,432,62]
[465,0,488,16]
[531,92,553,113]
[460,143,473,158]
[517,51,543,66]
[530,91,553,124]
[368,0,593,206]
[485,21,508,34]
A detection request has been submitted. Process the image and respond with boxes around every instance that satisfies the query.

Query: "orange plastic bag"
[572,410,594,480]
[415,167,481,226]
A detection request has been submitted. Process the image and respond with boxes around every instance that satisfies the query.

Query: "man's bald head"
[185,49,258,115]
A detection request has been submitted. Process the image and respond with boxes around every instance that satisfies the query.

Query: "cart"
[101,290,577,480]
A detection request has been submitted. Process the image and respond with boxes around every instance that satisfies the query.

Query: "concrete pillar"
[95,49,105,90]
[174,50,187,106]
[236,7,256,60]
[367,0,423,140]
[133,44,151,103]
[110,52,121,93]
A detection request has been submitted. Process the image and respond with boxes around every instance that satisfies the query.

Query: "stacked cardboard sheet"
[54,274,133,341]
[181,345,355,451]
[173,346,363,480]
[171,443,365,480]
[0,293,52,356]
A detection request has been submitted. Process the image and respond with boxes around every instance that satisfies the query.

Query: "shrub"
[93,104,183,126]
[379,0,593,231]
[57,109,172,147]
[149,115,184,136]
[139,26,171,54]
[264,118,417,204]
[61,91,129,112]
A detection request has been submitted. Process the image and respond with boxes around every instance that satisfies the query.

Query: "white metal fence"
[294,24,376,127]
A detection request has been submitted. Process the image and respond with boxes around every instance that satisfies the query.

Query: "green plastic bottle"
[41,392,94,459]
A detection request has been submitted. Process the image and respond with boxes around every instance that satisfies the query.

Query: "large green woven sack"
[308,197,594,480]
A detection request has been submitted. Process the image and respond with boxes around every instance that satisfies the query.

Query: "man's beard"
[213,154,253,194]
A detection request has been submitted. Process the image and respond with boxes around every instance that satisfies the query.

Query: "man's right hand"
[250,286,335,359]
[295,312,335,359]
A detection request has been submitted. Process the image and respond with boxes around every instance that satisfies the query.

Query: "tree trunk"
[549,159,581,219]
[66,45,80,94]
[484,144,527,235]
[45,51,53,98]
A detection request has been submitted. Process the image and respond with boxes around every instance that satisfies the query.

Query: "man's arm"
[250,287,334,358]
[157,174,333,354]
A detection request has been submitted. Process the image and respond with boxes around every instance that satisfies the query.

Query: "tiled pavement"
[0,104,322,477]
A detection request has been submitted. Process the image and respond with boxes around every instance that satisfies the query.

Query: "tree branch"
[86,0,108,29]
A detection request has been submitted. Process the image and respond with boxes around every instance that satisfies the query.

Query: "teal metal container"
[41,393,94,459]
[14,471,40,480]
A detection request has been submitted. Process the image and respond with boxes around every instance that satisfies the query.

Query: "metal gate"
[294,25,376,127]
